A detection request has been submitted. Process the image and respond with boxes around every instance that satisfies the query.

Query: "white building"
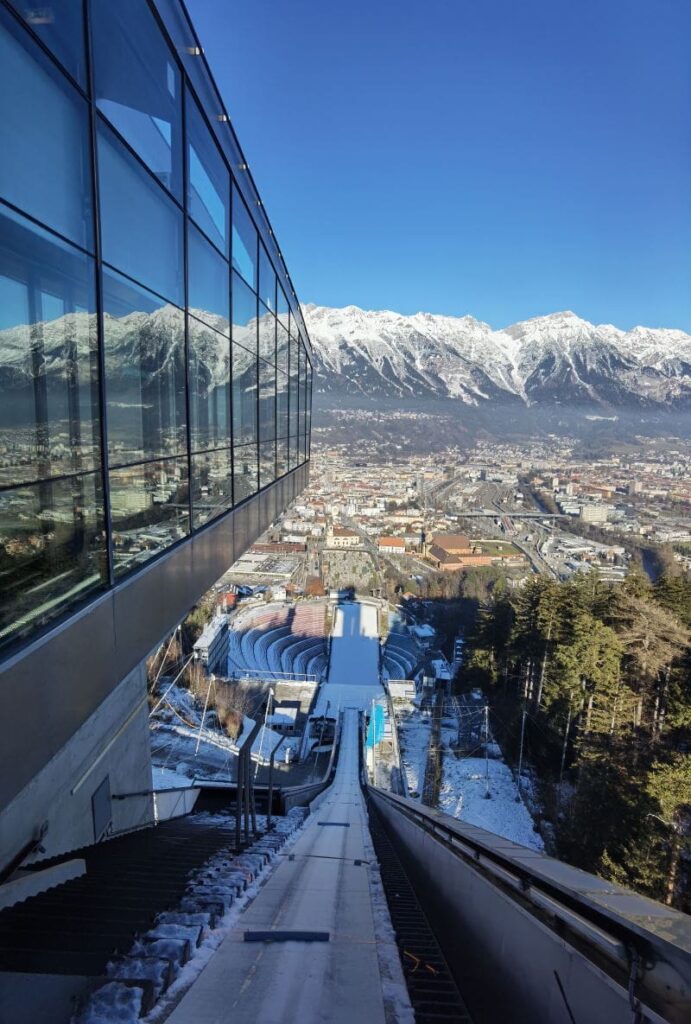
[194,613,229,674]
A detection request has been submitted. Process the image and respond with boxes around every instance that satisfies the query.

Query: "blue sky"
[188,0,691,332]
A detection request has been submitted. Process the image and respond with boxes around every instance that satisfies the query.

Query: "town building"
[580,504,610,524]
[427,533,492,569]
[194,613,230,675]
[327,525,361,548]
[378,537,406,554]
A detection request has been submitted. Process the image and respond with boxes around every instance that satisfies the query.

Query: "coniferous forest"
[460,568,691,911]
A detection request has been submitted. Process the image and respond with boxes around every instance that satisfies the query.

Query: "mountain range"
[303,304,691,410]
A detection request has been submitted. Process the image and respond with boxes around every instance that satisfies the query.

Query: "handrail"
[112,787,196,799]
[369,786,691,956]
[0,821,48,885]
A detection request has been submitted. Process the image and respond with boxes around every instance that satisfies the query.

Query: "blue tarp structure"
[366,703,385,747]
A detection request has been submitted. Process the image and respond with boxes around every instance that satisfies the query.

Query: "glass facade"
[0,0,312,652]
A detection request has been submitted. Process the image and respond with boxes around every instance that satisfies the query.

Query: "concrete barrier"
[369,787,691,1024]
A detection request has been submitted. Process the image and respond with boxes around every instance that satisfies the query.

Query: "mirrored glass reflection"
[7,0,87,86]
[188,223,229,335]
[276,371,289,439]
[92,0,182,199]
[231,341,257,446]
[0,9,93,250]
[0,207,101,488]
[259,441,275,489]
[259,358,276,443]
[277,321,289,376]
[258,306,276,363]
[232,443,258,504]
[258,244,275,311]
[188,317,230,451]
[232,270,257,353]
[276,438,289,478]
[289,371,299,438]
[187,91,229,255]
[231,183,257,289]
[109,458,189,577]
[0,472,107,647]
[191,447,232,528]
[277,284,289,329]
[98,124,184,307]
[102,269,186,468]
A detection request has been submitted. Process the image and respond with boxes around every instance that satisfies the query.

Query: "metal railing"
[368,786,691,1024]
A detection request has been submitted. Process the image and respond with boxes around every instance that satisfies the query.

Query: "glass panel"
[8,0,86,86]
[0,206,100,488]
[299,347,307,441]
[187,91,229,255]
[289,370,299,438]
[276,371,288,439]
[288,331,296,378]
[259,441,275,489]
[110,457,189,576]
[291,306,305,339]
[289,434,298,472]
[276,437,288,478]
[258,358,275,443]
[102,268,186,467]
[98,123,184,306]
[276,321,289,376]
[257,305,275,363]
[0,472,106,649]
[277,284,289,329]
[232,270,256,353]
[232,443,257,504]
[188,317,230,451]
[258,244,275,311]
[231,182,257,289]
[305,374,312,451]
[231,342,256,445]
[92,0,182,198]
[191,447,232,528]
[188,223,229,334]
[0,8,93,250]
[298,431,306,464]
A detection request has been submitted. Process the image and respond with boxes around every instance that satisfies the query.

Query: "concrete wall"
[0,662,152,867]
[0,464,309,868]
[371,791,673,1024]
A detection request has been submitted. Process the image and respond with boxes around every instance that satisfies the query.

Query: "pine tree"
[654,571,691,628]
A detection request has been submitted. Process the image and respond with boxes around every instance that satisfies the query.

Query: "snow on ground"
[392,698,544,850]
[317,601,383,712]
[396,708,431,798]
[439,752,544,851]
[150,683,287,785]
[75,811,308,1024]
[151,766,194,790]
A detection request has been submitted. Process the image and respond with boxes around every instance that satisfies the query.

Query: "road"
[167,710,394,1024]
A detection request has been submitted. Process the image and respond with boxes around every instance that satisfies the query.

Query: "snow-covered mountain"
[1,301,688,414]
[303,304,691,409]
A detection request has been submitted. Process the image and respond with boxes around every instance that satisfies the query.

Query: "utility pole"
[515,705,527,802]
[255,689,273,780]
[559,703,572,788]
[195,673,214,756]
[483,705,491,800]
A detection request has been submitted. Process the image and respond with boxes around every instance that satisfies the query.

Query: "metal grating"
[367,800,473,1024]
